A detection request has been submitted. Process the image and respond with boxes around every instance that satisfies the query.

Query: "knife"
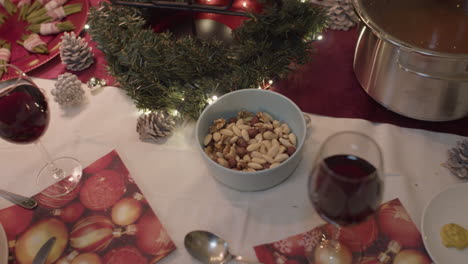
[32,237,56,264]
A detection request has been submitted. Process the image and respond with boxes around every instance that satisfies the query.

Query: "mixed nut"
[203,111,297,172]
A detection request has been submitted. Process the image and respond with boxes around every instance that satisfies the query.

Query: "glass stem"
[36,140,63,179]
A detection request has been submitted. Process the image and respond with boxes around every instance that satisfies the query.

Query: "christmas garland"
[88,0,327,120]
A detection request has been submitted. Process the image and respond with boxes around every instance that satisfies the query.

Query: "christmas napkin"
[254,199,432,264]
[0,150,175,264]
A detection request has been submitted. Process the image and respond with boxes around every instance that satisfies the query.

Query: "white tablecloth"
[0,78,465,263]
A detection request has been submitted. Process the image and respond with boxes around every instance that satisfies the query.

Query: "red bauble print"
[110,156,134,184]
[136,210,176,255]
[377,201,422,248]
[80,170,126,210]
[83,152,115,175]
[324,217,379,252]
[111,198,143,226]
[393,249,431,264]
[53,201,85,223]
[34,183,82,209]
[71,252,103,264]
[0,205,34,239]
[103,246,148,264]
[314,241,352,264]
[272,228,323,257]
[70,215,115,252]
[15,218,68,264]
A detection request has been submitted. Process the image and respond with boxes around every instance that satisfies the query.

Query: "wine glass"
[0,64,82,197]
[307,131,383,263]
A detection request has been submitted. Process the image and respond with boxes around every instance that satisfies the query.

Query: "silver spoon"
[184,230,264,264]
[0,189,37,209]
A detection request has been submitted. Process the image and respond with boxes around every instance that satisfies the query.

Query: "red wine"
[310,154,382,226]
[0,84,49,143]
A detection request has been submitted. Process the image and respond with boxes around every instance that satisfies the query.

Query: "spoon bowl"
[184,230,263,264]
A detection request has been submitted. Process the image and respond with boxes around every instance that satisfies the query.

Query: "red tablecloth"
[29,5,468,137]
[273,27,468,137]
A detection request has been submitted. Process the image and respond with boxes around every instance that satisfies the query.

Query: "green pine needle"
[88,0,327,120]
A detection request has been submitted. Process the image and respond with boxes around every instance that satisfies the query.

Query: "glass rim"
[316,131,384,182]
[0,64,27,89]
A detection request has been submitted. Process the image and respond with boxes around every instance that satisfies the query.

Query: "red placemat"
[0,150,175,264]
[254,198,432,264]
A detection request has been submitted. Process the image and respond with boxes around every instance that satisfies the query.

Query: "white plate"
[421,183,468,264]
[0,224,7,264]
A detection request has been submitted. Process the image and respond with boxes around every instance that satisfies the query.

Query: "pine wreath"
[88,0,327,120]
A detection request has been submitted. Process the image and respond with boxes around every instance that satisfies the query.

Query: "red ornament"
[393,249,431,264]
[0,205,34,239]
[53,201,85,223]
[253,245,277,264]
[111,197,143,226]
[71,252,103,264]
[83,151,115,175]
[103,246,148,264]
[231,0,263,13]
[314,241,352,264]
[70,215,115,252]
[34,182,82,209]
[15,218,68,264]
[324,217,379,252]
[109,156,134,184]
[136,210,176,255]
[80,170,126,210]
[272,228,323,257]
[377,200,422,248]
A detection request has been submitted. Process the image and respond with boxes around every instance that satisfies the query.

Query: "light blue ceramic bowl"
[195,89,307,191]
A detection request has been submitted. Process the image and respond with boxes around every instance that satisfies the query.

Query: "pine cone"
[444,139,468,179]
[136,111,176,143]
[51,73,85,107]
[60,32,94,71]
[311,0,358,31]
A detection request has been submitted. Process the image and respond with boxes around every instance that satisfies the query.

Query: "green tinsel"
[88,0,327,120]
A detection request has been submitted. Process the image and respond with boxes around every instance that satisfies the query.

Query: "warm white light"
[212,95,218,101]
[84,24,90,30]
[172,110,179,116]
[268,80,273,85]
[300,0,306,2]
[317,35,323,40]
[207,98,214,105]
[242,1,247,7]
[138,109,152,115]
[181,98,185,101]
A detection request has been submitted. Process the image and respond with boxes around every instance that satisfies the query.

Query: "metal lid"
[353,0,468,58]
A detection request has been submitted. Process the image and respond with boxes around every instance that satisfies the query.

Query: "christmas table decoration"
[0,150,176,263]
[444,139,468,179]
[17,33,49,54]
[254,199,433,264]
[136,111,177,143]
[27,20,75,35]
[311,0,358,30]
[59,31,94,71]
[87,0,327,120]
[51,72,85,106]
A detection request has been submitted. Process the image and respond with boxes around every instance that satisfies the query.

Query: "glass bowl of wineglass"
[0,64,82,197]
[308,131,384,263]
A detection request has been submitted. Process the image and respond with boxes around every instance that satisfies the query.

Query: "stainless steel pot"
[352,0,468,121]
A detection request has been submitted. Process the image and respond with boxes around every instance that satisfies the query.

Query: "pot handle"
[396,49,468,82]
